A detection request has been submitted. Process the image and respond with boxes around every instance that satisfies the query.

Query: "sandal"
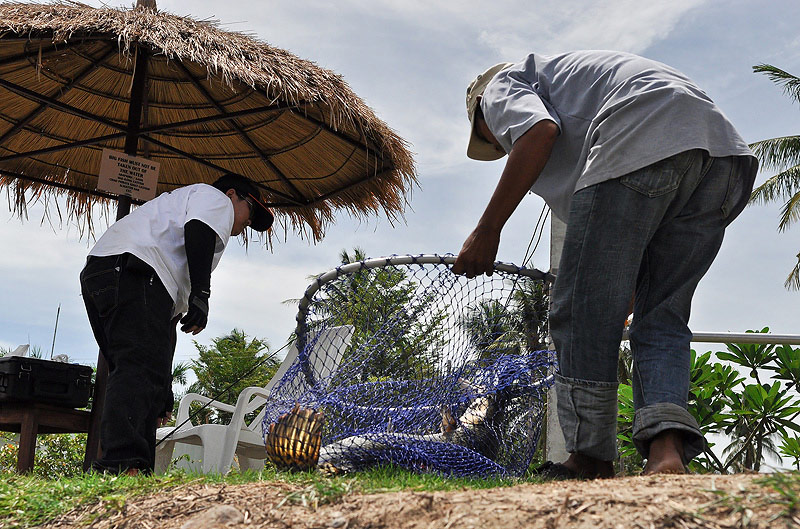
[532,461,580,480]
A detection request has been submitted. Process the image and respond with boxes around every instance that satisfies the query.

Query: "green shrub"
[617,329,800,474]
[0,432,87,478]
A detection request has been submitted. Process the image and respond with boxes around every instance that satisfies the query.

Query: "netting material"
[262,255,557,477]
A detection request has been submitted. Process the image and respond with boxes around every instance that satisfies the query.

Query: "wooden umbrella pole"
[84,40,151,471]
[117,45,150,219]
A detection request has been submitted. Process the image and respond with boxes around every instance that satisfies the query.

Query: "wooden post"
[83,43,150,471]
[17,411,37,473]
[546,215,568,463]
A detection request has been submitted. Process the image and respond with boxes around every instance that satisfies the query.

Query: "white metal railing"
[689,332,800,345]
[621,330,800,346]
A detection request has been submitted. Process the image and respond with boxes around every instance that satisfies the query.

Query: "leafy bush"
[617,328,800,473]
[0,432,87,478]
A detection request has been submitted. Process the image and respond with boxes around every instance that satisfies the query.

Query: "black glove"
[180,290,209,333]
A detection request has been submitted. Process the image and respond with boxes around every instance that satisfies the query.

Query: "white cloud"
[557,1,707,54]
[143,0,712,177]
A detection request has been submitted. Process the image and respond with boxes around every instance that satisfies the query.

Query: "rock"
[180,505,244,529]
[326,510,348,528]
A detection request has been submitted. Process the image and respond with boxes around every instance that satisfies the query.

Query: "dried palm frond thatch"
[0,1,417,241]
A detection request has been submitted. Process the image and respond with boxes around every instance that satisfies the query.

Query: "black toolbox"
[0,357,93,408]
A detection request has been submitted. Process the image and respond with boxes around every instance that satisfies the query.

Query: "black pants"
[80,253,177,473]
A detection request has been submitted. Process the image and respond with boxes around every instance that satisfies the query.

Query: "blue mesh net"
[262,255,556,477]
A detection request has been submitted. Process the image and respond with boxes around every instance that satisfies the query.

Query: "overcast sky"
[1,0,799,372]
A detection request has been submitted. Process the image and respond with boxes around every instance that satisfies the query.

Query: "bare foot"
[562,452,615,479]
[642,429,686,475]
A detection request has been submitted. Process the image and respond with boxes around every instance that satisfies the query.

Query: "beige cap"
[466,62,514,160]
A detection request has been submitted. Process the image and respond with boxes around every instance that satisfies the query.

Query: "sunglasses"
[239,194,255,222]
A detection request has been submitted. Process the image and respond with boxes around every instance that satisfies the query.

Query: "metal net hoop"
[264,253,557,477]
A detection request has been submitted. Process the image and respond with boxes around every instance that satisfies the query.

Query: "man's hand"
[180,290,209,334]
[157,412,172,428]
[452,224,501,278]
[452,120,559,279]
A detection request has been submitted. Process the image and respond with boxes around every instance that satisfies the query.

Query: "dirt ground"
[43,473,799,529]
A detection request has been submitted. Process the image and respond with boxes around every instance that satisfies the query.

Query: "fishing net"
[262,254,557,477]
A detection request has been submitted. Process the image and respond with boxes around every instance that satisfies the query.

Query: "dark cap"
[211,173,274,232]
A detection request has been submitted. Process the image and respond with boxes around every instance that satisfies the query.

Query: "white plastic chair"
[154,325,355,474]
[7,344,29,357]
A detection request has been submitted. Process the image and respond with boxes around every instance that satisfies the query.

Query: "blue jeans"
[550,150,756,462]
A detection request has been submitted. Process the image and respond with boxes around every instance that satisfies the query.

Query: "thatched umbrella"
[0,0,416,471]
[0,0,416,240]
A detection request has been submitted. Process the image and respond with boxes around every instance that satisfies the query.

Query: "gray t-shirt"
[481,50,755,220]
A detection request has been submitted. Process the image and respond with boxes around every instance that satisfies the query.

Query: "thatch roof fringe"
[0,2,417,243]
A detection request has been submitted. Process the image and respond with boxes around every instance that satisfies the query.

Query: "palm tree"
[171,361,191,386]
[749,64,800,290]
[719,381,800,472]
[292,247,446,381]
[722,414,783,472]
[460,278,550,359]
[461,299,516,359]
[510,280,549,351]
[188,329,279,424]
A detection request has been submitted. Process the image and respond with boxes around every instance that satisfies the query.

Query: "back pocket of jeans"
[619,150,698,198]
[82,268,119,318]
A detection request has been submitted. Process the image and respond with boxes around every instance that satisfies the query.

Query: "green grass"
[756,471,800,516]
[679,471,800,527]
[0,465,520,528]
[0,468,299,528]
[267,464,520,509]
[0,470,195,528]
[5,466,800,528]
[353,464,518,492]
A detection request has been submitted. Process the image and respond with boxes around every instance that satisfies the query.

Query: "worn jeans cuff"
[555,375,619,461]
[633,403,704,462]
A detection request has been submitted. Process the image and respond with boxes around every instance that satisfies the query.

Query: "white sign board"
[97,149,159,201]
